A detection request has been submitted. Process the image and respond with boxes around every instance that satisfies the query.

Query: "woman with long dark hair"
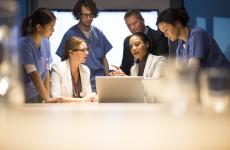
[20,8,62,103]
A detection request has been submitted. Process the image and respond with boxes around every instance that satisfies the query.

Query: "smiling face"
[129,35,149,61]
[158,22,180,41]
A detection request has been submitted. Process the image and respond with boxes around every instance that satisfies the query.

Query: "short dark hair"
[130,32,152,53]
[156,8,189,27]
[72,0,99,20]
[124,9,144,21]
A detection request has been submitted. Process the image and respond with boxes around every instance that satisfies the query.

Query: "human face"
[70,42,89,63]
[129,35,149,61]
[79,6,94,28]
[158,22,180,41]
[125,15,145,33]
[39,20,56,38]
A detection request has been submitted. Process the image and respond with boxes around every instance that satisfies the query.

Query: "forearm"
[44,71,50,97]
[102,56,109,75]
[30,71,50,101]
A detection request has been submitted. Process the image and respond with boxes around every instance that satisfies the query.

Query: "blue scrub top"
[19,36,53,99]
[176,26,230,68]
[56,25,112,91]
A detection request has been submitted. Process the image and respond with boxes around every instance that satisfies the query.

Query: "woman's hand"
[83,92,98,102]
[43,97,64,103]
[108,65,126,76]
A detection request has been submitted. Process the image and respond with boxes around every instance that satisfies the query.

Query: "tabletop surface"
[0,103,230,150]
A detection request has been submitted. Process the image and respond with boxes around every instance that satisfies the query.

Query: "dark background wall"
[18,0,183,18]
[184,0,230,60]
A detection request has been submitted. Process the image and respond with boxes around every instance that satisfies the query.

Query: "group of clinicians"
[19,0,230,103]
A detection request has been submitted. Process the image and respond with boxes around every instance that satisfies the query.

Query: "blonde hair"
[61,36,86,61]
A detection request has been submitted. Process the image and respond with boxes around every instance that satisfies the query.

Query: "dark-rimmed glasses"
[80,13,94,18]
[70,48,89,52]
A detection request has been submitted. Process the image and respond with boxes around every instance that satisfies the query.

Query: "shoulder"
[91,26,106,36]
[19,36,34,52]
[147,26,164,37]
[91,26,101,32]
[20,36,32,45]
[148,54,166,62]
[190,26,207,36]
[52,60,68,72]
[79,64,90,73]
[64,25,80,36]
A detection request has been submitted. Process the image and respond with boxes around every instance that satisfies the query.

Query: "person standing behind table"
[120,9,169,75]
[156,8,230,71]
[110,32,166,79]
[51,37,97,102]
[56,0,112,92]
[19,8,63,103]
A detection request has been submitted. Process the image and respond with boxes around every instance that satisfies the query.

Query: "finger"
[111,65,120,70]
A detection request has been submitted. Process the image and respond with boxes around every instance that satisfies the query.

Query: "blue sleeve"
[101,31,112,56]
[56,32,71,57]
[20,40,35,65]
[188,32,206,59]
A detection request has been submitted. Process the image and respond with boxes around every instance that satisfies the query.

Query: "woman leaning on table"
[51,36,97,102]
[19,8,62,103]
[156,8,230,71]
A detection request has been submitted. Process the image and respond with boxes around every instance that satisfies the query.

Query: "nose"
[85,50,89,55]
[132,45,138,52]
[162,30,169,37]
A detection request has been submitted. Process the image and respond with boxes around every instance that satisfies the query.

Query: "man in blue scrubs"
[56,0,112,91]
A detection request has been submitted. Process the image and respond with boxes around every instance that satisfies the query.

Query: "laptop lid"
[96,76,145,103]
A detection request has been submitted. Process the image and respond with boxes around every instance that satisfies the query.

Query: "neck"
[31,33,42,48]
[69,59,80,80]
[179,26,189,42]
[78,23,91,32]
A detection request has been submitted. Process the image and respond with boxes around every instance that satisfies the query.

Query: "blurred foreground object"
[0,0,25,106]
[200,68,230,113]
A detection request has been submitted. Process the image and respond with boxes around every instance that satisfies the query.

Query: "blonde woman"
[51,37,97,102]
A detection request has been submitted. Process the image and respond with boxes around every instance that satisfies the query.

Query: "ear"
[174,21,181,28]
[36,24,42,32]
[146,42,150,49]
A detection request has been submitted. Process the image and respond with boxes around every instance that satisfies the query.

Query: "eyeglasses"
[80,13,94,18]
[70,48,89,52]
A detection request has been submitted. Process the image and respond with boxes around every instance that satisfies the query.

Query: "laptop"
[96,76,145,103]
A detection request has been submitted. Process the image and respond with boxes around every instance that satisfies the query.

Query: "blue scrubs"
[20,36,52,101]
[176,26,230,68]
[56,25,112,91]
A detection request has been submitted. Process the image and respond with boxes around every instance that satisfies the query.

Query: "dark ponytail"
[21,16,32,36]
[156,8,189,27]
[21,7,56,36]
